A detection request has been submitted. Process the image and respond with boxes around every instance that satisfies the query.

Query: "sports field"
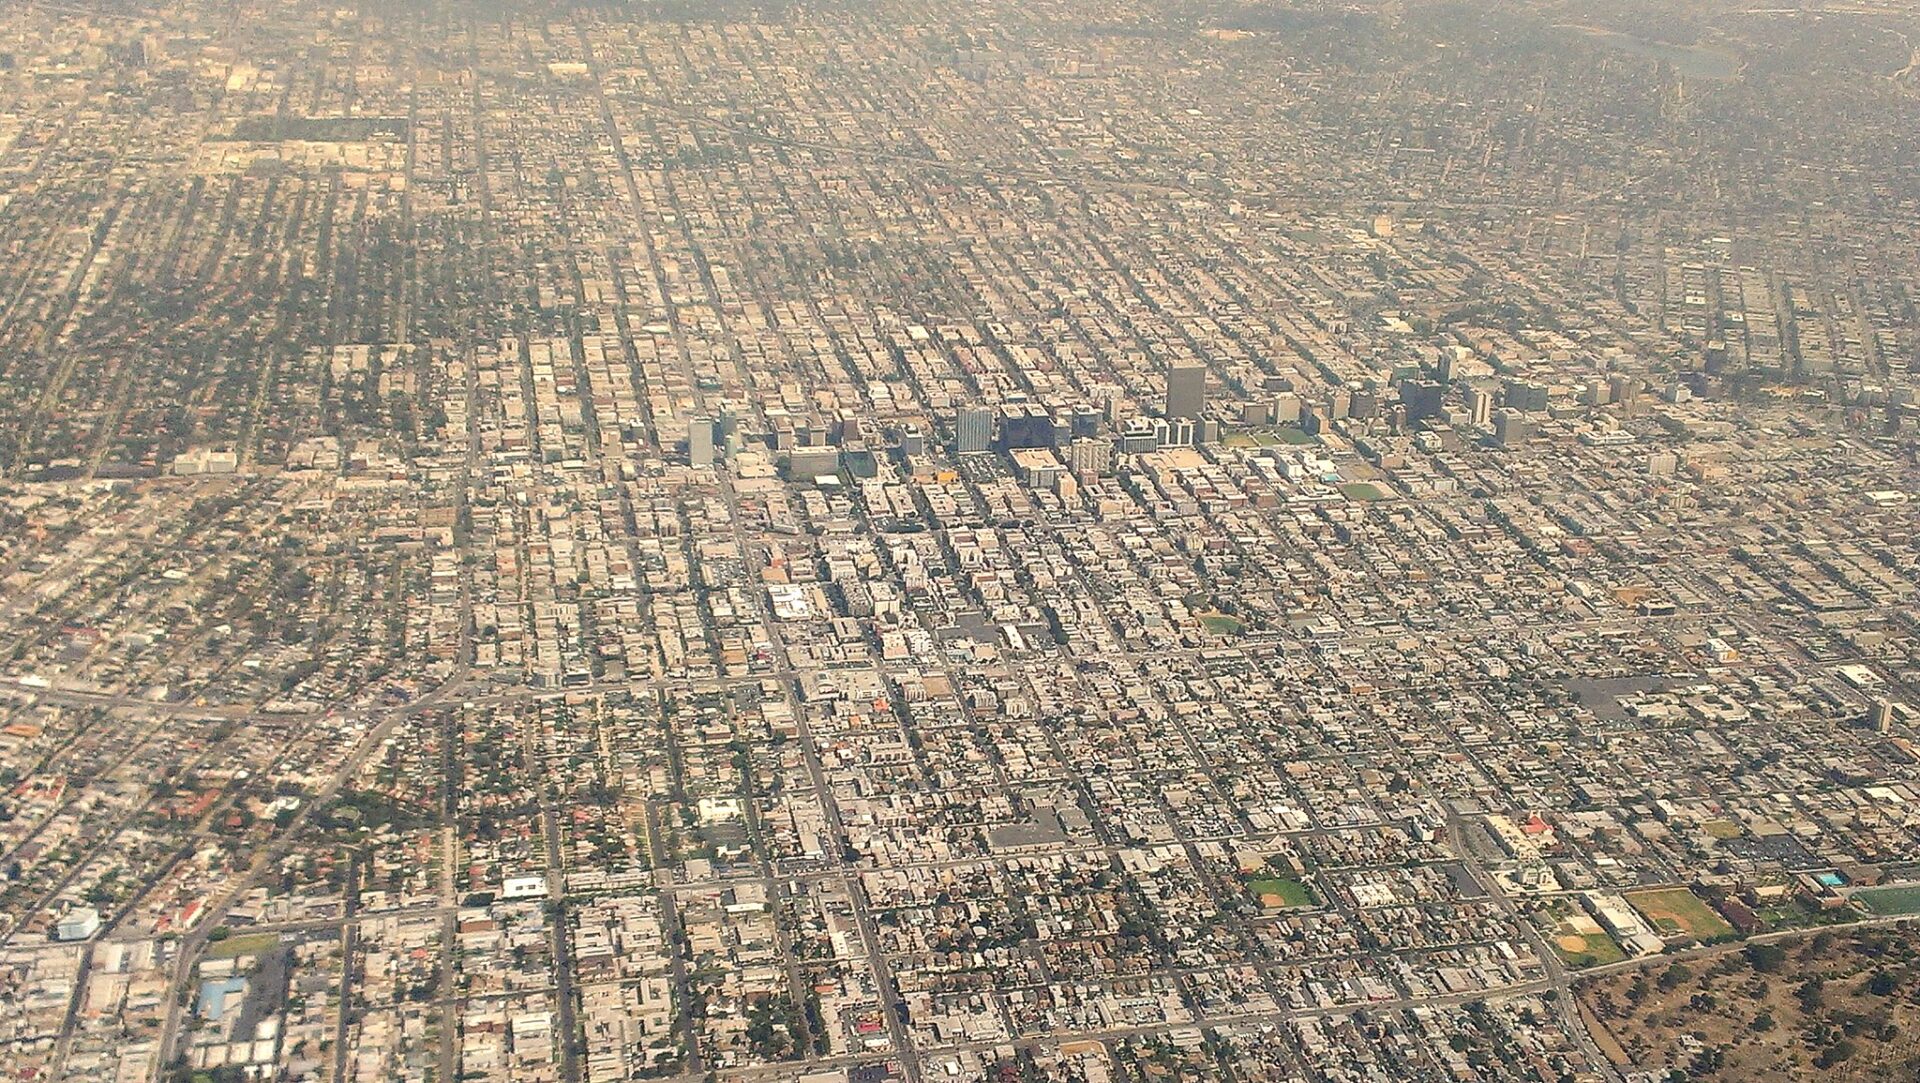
[1625,887,1734,940]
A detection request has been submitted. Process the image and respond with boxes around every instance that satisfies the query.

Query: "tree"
[1745,942,1788,973]
[1814,1038,1858,1069]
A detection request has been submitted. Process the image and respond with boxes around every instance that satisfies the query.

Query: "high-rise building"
[1069,437,1112,479]
[1493,409,1531,447]
[1119,418,1159,454]
[1466,387,1494,428]
[689,417,716,468]
[1609,374,1637,405]
[1071,404,1102,439]
[1503,379,1550,412]
[1399,380,1445,422]
[1001,402,1057,449]
[1165,363,1207,420]
[1155,417,1196,448]
[898,423,926,457]
[1871,698,1896,734]
[956,406,993,455]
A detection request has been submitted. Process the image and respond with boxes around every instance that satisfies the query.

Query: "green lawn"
[1625,888,1735,941]
[1339,482,1387,502]
[1853,884,1920,916]
[1755,899,1860,930]
[206,932,281,959]
[1245,877,1313,908]
[1272,426,1316,445]
[1198,612,1246,635]
[1552,931,1626,968]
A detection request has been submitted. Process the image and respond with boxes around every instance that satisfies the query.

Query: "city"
[0,0,1916,1080]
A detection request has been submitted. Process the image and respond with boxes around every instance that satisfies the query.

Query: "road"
[1446,815,1624,1083]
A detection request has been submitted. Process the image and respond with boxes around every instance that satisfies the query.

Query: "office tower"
[1503,379,1550,412]
[1466,386,1494,427]
[789,445,840,476]
[689,417,716,468]
[1399,380,1445,422]
[1872,699,1895,734]
[1119,418,1158,454]
[1165,363,1207,420]
[898,423,926,457]
[1156,417,1196,448]
[956,406,993,455]
[1001,402,1056,449]
[1494,409,1531,447]
[1609,374,1637,405]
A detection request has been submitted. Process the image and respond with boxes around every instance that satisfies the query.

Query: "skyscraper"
[1494,409,1531,447]
[956,406,993,455]
[689,417,716,468]
[1165,363,1206,420]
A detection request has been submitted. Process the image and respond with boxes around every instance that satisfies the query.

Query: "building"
[1165,363,1207,419]
[1010,448,1066,489]
[502,876,548,900]
[1069,437,1112,479]
[1504,379,1551,412]
[1119,417,1159,455]
[1494,409,1531,447]
[1466,386,1494,427]
[1155,417,1196,448]
[1000,402,1057,449]
[956,406,993,455]
[1872,699,1897,734]
[1069,404,1102,439]
[54,907,102,942]
[789,445,841,477]
[1399,380,1445,422]
[898,423,926,457]
[689,417,716,468]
